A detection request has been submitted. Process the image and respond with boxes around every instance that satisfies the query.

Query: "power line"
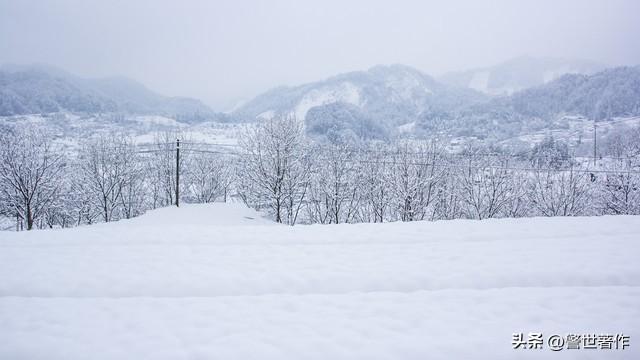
[181,149,237,155]
[136,149,172,154]
[134,141,639,161]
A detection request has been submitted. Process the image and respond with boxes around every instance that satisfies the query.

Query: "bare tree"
[185,152,234,203]
[306,143,361,224]
[142,131,189,208]
[432,166,463,220]
[238,116,309,224]
[358,143,390,223]
[457,154,515,220]
[119,153,146,219]
[597,126,640,215]
[78,134,138,222]
[0,126,65,230]
[67,174,100,226]
[527,168,591,216]
[387,141,444,221]
[596,157,640,215]
[501,169,529,218]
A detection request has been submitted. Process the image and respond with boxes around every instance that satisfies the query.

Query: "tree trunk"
[26,204,34,230]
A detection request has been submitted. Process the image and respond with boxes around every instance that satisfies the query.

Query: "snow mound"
[121,202,274,227]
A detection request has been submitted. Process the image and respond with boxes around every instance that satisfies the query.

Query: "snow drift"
[0,203,638,359]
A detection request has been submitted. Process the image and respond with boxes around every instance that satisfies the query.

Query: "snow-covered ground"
[0,204,638,359]
[510,116,640,147]
[0,113,244,149]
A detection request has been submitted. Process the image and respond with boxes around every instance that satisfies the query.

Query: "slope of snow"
[542,66,587,83]
[441,57,606,97]
[134,115,186,127]
[383,70,433,99]
[468,70,490,93]
[257,109,275,120]
[1,204,638,359]
[294,82,361,120]
[121,203,274,227]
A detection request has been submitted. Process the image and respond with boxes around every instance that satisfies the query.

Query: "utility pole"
[176,138,180,207]
[593,120,597,167]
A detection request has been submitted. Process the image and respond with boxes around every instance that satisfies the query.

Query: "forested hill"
[0,64,218,122]
[234,63,640,142]
[2,63,639,142]
[231,64,487,141]
[416,66,640,140]
[505,66,640,120]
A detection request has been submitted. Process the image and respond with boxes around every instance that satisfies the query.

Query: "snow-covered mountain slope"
[292,81,362,120]
[0,64,219,121]
[232,64,485,135]
[3,61,637,147]
[417,66,640,142]
[1,203,639,359]
[231,61,640,144]
[440,56,605,96]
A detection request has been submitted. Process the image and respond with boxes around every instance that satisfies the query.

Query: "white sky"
[1,0,639,110]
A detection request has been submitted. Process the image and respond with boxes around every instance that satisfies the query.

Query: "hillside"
[420,66,640,141]
[2,61,639,145]
[1,203,638,359]
[0,64,218,121]
[232,64,486,140]
[439,56,605,95]
[231,61,640,144]
[507,66,640,120]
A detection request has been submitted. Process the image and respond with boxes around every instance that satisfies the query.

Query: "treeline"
[417,66,640,141]
[1,117,639,230]
[0,129,232,230]
[237,117,640,225]
[508,66,640,120]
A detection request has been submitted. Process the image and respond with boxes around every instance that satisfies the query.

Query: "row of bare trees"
[237,117,640,224]
[1,118,639,230]
[0,126,233,230]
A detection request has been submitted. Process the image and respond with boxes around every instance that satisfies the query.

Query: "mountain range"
[439,56,605,96]
[418,65,640,141]
[0,64,219,122]
[2,58,639,143]
[230,64,489,141]
[230,58,639,142]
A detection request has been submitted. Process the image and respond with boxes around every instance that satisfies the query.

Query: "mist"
[1,0,639,110]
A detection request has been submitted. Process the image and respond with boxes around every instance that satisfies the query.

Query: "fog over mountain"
[439,56,605,96]
[419,65,640,141]
[0,64,218,121]
[2,0,639,109]
[2,57,639,145]
[233,64,485,121]
[227,59,640,142]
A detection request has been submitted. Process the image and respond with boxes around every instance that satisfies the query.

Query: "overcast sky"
[1,0,639,110]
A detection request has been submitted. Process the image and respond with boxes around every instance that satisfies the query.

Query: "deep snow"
[1,203,638,359]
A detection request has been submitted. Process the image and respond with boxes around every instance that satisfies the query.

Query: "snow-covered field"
[510,116,640,148]
[0,113,244,149]
[1,204,638,359]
